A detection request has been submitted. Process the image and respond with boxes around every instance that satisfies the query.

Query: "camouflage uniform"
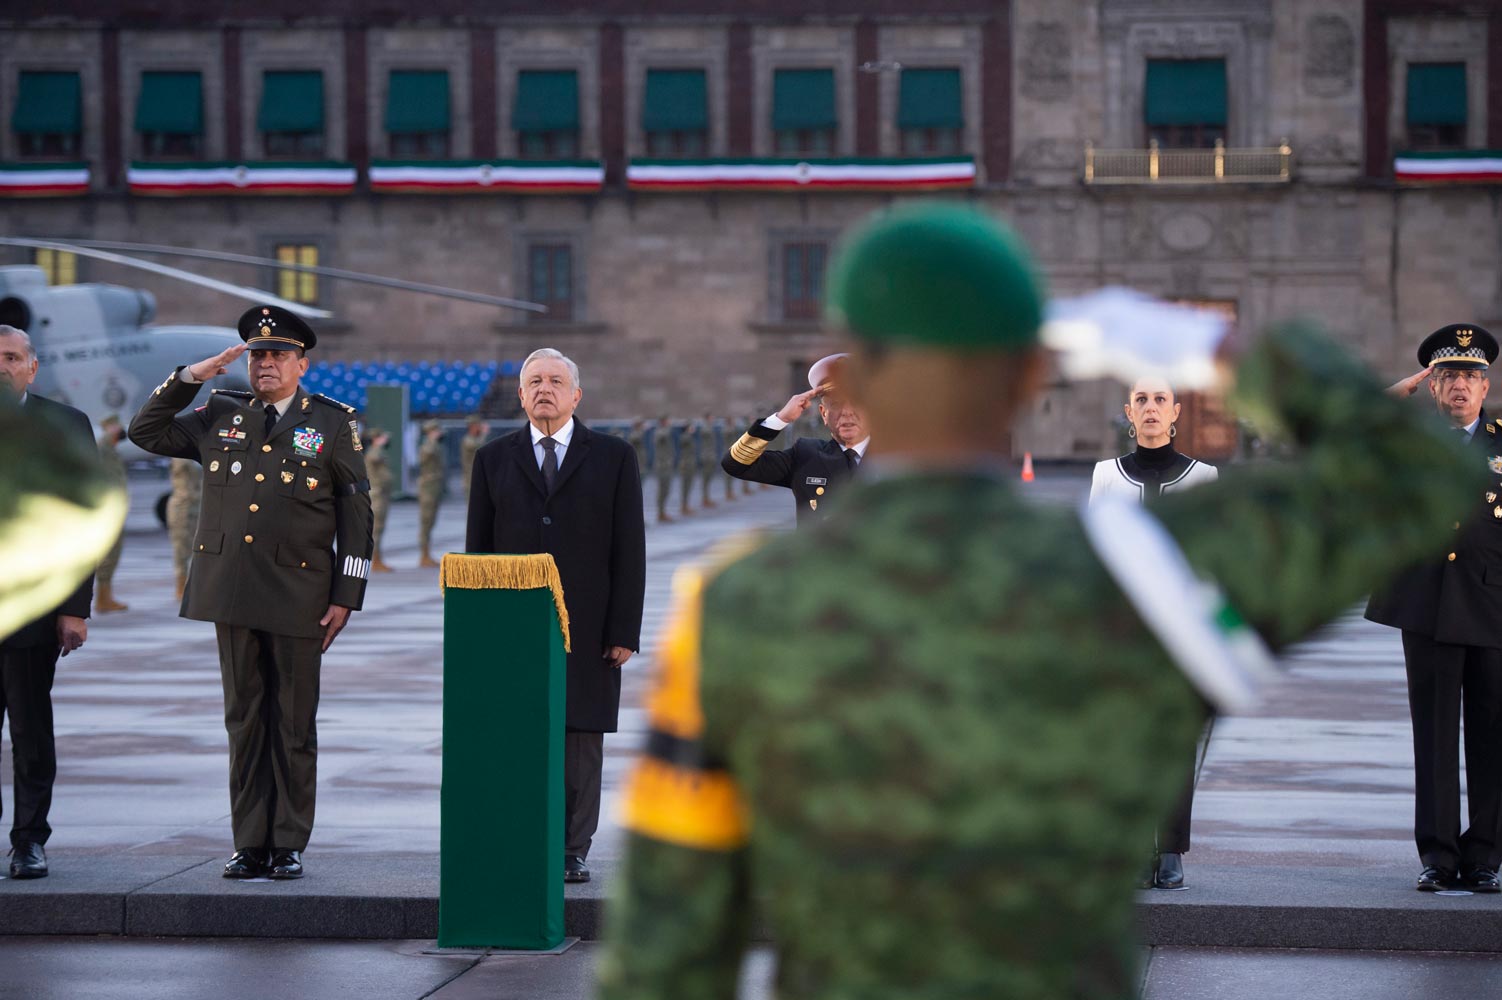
[601,221,1480,997]
[650,423,676,522]
[678,422,697,516]
[166,457,201,594]
[698,420,719,507]
[417,430,445,565]
[94,425,128,610]
[628,421,649,482]
[460,428,485,500]
[366,435,392,566]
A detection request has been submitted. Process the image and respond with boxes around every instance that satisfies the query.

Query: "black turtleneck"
[1119,440,1193,501]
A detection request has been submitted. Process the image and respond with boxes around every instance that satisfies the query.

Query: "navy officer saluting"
[129,305,372,881]
[1368,323,1502,893]
[720,353,869,524]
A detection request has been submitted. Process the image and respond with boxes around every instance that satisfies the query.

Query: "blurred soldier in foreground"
[722,355,868,525]
[129,305,372,880]
[167,458,202,597]
[366,426,394,572]
[460,414,487,499]
[650,417,676,524]
[94,414,129,613]
[0,325,122,880]
[601,206,1481,999]
[417,420,445,568]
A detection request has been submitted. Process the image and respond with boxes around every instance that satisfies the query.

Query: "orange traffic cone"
[1020,452,1035,483]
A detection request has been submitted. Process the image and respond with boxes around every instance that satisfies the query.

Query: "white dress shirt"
[531,418,576,469]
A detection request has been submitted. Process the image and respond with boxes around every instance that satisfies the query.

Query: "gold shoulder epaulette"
[210,389,255,399]
[312,392,358,413]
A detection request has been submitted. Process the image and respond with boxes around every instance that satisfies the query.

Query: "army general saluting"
[129,305,372,881]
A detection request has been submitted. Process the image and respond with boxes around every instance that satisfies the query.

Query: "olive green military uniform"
[628,422,649,482]
[460,429,485,499]
[128,367,372,854]
[600,208,1482,1000]
[651,423,676,521]
[366,435,392,563]
[94,430,127,594]
[418,433,446,560]
[167,457,202,591]
[678,422,698,516]
[696,421,718,507]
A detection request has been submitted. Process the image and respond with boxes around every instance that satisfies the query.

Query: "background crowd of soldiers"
[116,410,789,609]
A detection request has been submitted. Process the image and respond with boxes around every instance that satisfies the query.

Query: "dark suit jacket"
[466,420,646,732]
[1367,409,1502,647]
[2,392,96,650]
[721,420,856,525]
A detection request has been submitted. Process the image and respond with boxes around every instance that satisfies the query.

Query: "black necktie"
[541,436,559,493]
[264,403,278,439]
[845,448,860,473]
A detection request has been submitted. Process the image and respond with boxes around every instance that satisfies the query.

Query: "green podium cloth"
[439,553,570,949]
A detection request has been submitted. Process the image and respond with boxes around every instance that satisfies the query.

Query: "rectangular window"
[274,244,319,305]
[1407,62,1467,151]
[898,68,963,156]
[643,69,708,159]
[772,69,836,157]
[514,70,580,160]
[527,244,574,322]
[386,69,451,159]
[11,70,82,159]
[259,70,325,159]
[136,70,204,159]
[781,242,827,322]
[1144,59,1227,149]
[34,248,77,286]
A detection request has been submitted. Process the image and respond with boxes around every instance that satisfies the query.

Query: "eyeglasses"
[1435,370,1487,384]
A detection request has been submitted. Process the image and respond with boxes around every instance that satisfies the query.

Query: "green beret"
[825,204,1045,351]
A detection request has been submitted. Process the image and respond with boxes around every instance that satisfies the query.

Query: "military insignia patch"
[232,414,243,426]
[301,396,311,412]
[209,460,220,473]
[231,461,242,475]
[1489,492,1498,503]
[349,419,363,452]
[217,428,247,442]
[281,470,295,484]
[306,476,319,491]
[809,498,818,511]
[1491,456,1502,475]
[292,427,325,456]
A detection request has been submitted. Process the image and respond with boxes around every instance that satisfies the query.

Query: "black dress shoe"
[1463,866,1501,893]
[223,849,268,879]
[1416,866,1457,891]
[8,842,47,880]
[564,854,590,883]
[1154,852,1186,889]
[267,849,304,880]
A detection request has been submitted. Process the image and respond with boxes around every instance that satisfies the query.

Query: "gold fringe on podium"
[439,553,571,651]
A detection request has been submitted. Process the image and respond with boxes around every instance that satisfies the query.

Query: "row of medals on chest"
[208,411,320,491]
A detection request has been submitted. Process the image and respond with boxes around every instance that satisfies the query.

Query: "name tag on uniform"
[805,476,828,486]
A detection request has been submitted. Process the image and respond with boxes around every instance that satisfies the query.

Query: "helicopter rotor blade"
[0,237,332,319]
[39,238,547,314]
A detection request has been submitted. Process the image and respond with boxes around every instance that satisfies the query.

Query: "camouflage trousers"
[371,494,389,555]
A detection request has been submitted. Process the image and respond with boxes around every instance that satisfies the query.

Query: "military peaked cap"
[237,305,318,353]
[1418,323,1496,370]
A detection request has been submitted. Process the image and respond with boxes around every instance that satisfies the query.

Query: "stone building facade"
[1,0,1498,459]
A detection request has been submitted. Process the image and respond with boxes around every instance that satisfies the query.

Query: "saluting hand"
[776,387,825,424]
[188,343,248,382]
[320,605,353,653]
[1387,367,1434,399]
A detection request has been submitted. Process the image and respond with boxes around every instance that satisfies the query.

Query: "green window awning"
[1144,59,1227,127]
[643,69,707,132]
[386,70,450,133]
[513,70,579,132]
[12,71,82,134]
[1408,63,1467,126]
[773,69,836,130]
[898,68,963,129]
[258,70,324,132]
[135,71,202,134]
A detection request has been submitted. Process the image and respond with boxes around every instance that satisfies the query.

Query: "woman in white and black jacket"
[1089,375,1217,890]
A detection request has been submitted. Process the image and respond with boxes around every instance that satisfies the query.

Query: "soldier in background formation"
[460,414,487,499]
[651,416,677,524]
[418,419,446,569]
[94,414,128,614]
[696,415,718,509]
[677,419,697,519]
[166,457,201,598]
[366,426,393,573]
[628,419,649,482]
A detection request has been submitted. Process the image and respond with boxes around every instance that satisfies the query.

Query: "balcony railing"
[1084,139,1292,185]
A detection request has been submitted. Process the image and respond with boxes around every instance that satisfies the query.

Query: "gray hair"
[520,348,581,390]
[0,324,35,360]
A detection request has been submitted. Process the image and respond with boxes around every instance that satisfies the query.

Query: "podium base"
[420,937,580,957]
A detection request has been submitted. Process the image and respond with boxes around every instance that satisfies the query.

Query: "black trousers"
[565,730,603,858]
[215,625,323,853]
[0,643,60,848]
[1401,630,1502,870]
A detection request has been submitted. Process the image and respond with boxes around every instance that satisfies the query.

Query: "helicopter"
[0,235,544,517]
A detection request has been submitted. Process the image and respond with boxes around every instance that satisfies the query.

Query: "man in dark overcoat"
[465,347,646,883]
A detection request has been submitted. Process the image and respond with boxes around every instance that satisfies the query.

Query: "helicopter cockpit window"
[136,70,204,160]
[12,71,82,159]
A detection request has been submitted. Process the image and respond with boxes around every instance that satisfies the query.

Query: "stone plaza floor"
[3,464,1502,997]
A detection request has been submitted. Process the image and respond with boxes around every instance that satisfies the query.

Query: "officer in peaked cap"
[719,352,870,525]
[1369,321,1502,893]
[128,303,372,882]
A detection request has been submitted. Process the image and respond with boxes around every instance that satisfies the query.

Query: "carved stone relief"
[1016,139,1079,171]
[1020,22,1072,103]
[1159,212,1215,255]
[1303,15,1354,98]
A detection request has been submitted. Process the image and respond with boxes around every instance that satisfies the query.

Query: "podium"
[438,553,569,949]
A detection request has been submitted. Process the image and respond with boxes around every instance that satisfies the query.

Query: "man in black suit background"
[466,348,646,884]
[721,353,869,525]
[0,324,95,880]
[1369,323,1502,893]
